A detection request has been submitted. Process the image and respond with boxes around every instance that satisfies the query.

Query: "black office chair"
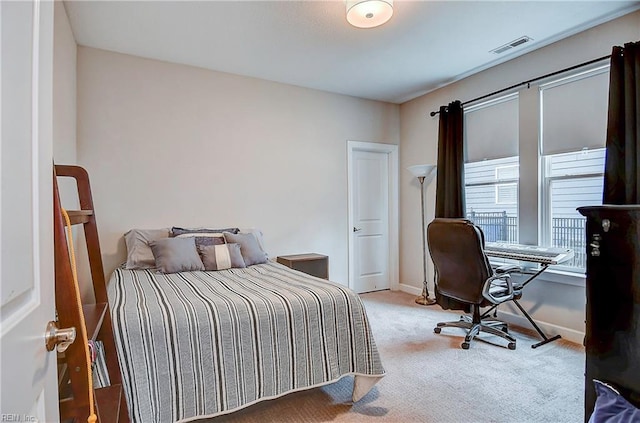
[427,218,522,350]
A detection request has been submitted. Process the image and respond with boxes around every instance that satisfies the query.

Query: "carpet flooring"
[205,290,584,423]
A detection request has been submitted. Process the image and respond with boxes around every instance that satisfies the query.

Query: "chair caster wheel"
[461,342,470,350]
[434,327,441,334]
[508,342,516,350]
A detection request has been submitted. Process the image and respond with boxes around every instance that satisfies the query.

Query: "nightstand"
[276,253,329,279]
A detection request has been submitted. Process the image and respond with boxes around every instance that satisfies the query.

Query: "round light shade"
[346,0,394,29]
[407,164,436,178]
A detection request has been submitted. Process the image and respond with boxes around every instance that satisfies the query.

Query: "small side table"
[276,253,329,279]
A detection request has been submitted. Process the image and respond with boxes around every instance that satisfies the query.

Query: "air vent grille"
[491,36,533,54]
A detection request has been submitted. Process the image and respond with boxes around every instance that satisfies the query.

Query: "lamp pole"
[415,175,436,306]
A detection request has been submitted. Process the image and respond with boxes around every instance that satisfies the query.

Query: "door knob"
[353,227,362,232]
[45,321,76,353]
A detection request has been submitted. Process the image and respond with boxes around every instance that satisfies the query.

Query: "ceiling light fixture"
[346,0,394,29]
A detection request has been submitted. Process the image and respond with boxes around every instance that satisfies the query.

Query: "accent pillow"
[199,243,246,271]
[239,228,269,259]
[149,237,204,274]
[223,232,268,266]
[124,228,170,269]
[171,227,240,248]
[589,380,640,423]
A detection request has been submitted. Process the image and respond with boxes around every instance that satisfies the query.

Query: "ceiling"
[64,1,640,104]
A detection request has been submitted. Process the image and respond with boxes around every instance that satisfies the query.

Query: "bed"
[107,260,385,422]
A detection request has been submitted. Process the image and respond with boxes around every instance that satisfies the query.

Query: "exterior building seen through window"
[463,64,609,272]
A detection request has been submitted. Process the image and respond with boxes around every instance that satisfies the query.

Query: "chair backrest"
[427,218,493,305]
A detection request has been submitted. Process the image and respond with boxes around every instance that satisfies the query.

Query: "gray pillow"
[149,237,204,274]
[171,226,240,248]
[239,228,269,259]
[223,232,268,266]
[199,243,246,271]
[124,228,170,269]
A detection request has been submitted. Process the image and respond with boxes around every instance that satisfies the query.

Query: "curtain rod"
[429,54,611,117]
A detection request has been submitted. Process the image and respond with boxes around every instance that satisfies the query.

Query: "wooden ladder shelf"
[54,165,129,423]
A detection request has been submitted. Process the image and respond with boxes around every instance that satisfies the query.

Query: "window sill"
[536,268,586,287]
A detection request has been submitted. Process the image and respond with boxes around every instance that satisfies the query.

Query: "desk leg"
[521,265,549,288]
[512,299,562,348]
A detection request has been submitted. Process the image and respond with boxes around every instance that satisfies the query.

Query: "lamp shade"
[407,164,436,179]
[346,0,393,29]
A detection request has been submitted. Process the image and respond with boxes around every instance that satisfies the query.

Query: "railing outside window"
[467,211,586,269]
[467,211,517,243]
[551,217,586,269]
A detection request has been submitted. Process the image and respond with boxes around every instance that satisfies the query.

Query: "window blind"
[464,95,519,163]
[541,70,609,156]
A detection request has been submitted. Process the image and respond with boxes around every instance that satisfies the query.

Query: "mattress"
[107,261,385,422]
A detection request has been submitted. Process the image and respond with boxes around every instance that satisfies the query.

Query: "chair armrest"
[494,264,522,274]
[482,274,515,304]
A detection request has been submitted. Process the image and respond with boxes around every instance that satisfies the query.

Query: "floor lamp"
[407,164,437,306]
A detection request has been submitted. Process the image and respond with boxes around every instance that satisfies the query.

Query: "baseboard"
[497,309,585,346]
[398,283,422,297]
[397,283,585,346]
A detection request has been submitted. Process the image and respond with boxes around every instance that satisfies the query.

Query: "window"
[496,183,518,205]
[542,149,605,269]
[464,94,519,243]
[540,66,609,270]
[495,165,518,205]
[463,64,609,273]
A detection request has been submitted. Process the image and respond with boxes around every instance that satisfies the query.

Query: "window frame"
[461,62,610,276]
[463,93,520,244]
[538,65,609,272]
[495,182,518,205]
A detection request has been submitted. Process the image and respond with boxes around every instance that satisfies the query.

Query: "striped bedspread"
[108,261,385,422]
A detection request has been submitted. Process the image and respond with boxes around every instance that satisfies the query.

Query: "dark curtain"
[433,100,468,310]
[603,41,640,204]
[435,100,466,218]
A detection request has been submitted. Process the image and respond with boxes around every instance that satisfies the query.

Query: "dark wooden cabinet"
[578,205,640,422]
[277,253,329,279]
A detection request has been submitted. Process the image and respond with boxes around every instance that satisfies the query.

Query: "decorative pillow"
[124,228,170,269]
[589,380,640,423]
[239,228,269,259]
[199,243,246,271]
[223,232,268,266]
[149,237,204,274]
[171,227,240,248]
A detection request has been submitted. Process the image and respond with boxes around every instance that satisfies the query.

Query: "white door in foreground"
[0,1,58,421]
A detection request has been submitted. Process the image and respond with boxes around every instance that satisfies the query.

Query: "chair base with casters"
[434,304,517,350]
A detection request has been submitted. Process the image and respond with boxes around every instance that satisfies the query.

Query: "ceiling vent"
[491,36,533,54]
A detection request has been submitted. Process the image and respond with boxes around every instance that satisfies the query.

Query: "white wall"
[77,47,400,284]
[399,10,640,342]
[53,2,76,196]
[53,1,89,298]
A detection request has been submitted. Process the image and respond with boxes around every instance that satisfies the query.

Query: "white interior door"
[349,145,396,293]
[0,1,58,421]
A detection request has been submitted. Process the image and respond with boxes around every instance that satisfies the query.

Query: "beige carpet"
[205,290,584,423]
